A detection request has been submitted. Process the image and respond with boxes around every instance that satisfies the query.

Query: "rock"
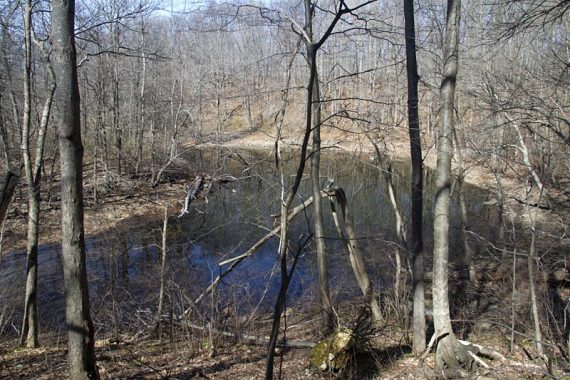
[309,328,354,372]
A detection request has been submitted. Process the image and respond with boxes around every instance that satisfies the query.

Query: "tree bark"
[404,0,426,355]
[0,171,18,229]
[112,19,122,175]
[433,0,465,369]
[51,0,99,377]
[264,1,370,376]
[156,204,168,340]
[21,1,57,347]
[265,34,317,380]
[305,0,333,335]
[20,0,38,347]
[135,21,146,176]
[328,188,384,324]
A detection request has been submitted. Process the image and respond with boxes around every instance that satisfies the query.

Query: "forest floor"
[0,299,559,379]
[1,126,570,379]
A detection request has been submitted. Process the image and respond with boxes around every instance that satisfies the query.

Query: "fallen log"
[185,322,315,349]
[179,174,238,217]
[179,175,206,217]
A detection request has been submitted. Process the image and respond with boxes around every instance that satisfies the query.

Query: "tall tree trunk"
[112,21,122,175]
[51,0,99,377]
[264,1,361,375]
[433,0,465,369]
[20,0,55,347]
[21,9,34,338]
[403,0,425,355]
[156,204,168,340]
[135,22,146,176]
[306,0,333,335]
[21,30,56,349]
[265,38,316,380]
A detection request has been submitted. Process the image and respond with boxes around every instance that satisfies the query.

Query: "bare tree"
[304,0,334,335]
[20,0,57,348]
[403,0,425,355]
[432,0,469,370]
[51,0,99,377]
[264,1,376,378]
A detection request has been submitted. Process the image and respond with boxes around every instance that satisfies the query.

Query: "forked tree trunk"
[432,0,467,369]
[265,69,315,380]
[265,33,317,380]
[264,1,367,376]
[404,0,426,354]
[21,0,56,348]
[51,0,99,377]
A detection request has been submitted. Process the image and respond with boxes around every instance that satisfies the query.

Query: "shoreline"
[2,131,567,256]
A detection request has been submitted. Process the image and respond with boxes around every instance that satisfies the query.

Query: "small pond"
[0,147,498,336]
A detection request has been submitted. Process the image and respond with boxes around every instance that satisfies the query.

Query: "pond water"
[0,147,498,336]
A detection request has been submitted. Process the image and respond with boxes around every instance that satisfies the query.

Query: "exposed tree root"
[421,336,548,379]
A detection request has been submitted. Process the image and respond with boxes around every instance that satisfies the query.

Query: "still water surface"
[0,147,496,335]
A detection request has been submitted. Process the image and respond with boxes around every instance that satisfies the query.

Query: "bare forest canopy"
[0,0,568,192]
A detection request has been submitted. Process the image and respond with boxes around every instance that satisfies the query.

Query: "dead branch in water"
[178,194,319,320]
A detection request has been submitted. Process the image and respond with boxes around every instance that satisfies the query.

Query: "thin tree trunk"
[404,0,426,354]
[0,171,18,230]
[156,204,168,340]
[490,92,507,261]
[265,39,316,380]
[21,0,58,347]
[245,95,254,131]
[367,139,407,320]
[135,25,146,176]
[306,0,333,334]
[328,188,384,323]
[112,21,122,175]
[264,0,359,374]
[0,94,10,171]
[433,0,465,369]
[452,126,476,282]
[526,189,544,357]
[51,0,98,377]
[457,175,476,281]
[510,246,517,353]
[150,118,156,182]
[93,114,99,204]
